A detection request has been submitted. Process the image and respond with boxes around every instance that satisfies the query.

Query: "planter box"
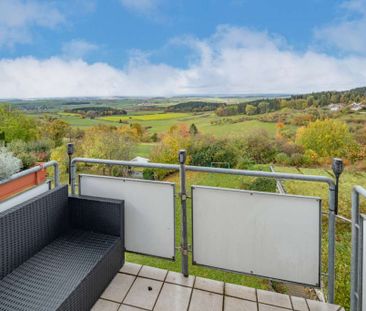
[0,166,47,201]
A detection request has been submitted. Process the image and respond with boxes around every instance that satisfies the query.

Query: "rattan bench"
[0,185,125,311]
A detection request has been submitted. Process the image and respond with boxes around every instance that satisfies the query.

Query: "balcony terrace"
[92,262,342,311]
[0,152,364,311]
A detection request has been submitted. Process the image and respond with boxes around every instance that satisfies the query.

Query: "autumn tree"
[81,125,138,161]
[295,119,357,159]
[38,116,71,147]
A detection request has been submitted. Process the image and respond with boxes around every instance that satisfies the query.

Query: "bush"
[236,156,256,169]
[289,153,305,166]
[143,168,155,180]
[190,137,238,168]
[0,147,22,180]
[275,152,290,165]
[241,177,277,193]
[7,139,52,167]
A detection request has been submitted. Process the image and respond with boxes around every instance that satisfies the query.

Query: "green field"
[31,111,281,137]
[100,112,191,121]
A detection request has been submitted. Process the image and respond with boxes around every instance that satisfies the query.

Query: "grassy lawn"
[134,143,155,158]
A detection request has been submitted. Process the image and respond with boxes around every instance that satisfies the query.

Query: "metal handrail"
[351,186,366,311]
[70,154,337,303]
[0,160,60,187]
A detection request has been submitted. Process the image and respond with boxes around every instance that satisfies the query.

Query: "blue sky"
[0,0,366,98]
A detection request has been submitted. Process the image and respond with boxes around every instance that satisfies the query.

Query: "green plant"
[0,147,22,180]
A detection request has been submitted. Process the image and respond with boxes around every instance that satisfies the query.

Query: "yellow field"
[99,112,191,122]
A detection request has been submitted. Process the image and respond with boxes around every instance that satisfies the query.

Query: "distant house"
[349,102,365,112]
[328,103,344,112]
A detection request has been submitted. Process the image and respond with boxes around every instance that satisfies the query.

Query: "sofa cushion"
[0,230,123,311]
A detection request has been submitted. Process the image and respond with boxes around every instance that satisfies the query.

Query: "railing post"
[351,188,361,311]
[328,184,336,303]
[71,159,76,195]
[179,150,189,277]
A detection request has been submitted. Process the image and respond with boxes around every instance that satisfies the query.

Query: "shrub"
[275,152,290,165]
[190,136,238,168]
[237,130,277,164]
[241,177,277,193]
[289,153,305,166]
[236,156,256,169]
[0,147,22,180]
[295,119,357,159]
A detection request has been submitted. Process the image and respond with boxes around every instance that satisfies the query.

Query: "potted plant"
[0,147,47,201]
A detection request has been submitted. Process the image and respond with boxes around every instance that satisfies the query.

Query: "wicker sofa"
[0,185,125,311]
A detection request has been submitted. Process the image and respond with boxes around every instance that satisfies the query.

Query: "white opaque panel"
[79,174,175,259]
[0,182,50,213]
[362,215,366,311]
[192,185,321,286]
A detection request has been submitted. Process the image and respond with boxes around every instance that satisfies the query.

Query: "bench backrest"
[0,185,69,279]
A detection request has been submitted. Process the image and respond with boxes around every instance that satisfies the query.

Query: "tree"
[245,104,257,115]
[0,105,37,142]
[38,116,71,147]
[81,125,137,162]
[258,101,270,114]
[189,123,198,136]
[295,119,357,158]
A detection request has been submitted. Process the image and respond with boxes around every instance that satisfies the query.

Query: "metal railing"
[0,160,60,188]
[70,150,338,303]
[351,186,366,311]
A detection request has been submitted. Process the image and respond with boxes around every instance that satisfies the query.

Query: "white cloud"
[0,0,64,48]
[0,25,366,99]
[119,0,158,15]
[315,0,366,54]
[62,40,98,60]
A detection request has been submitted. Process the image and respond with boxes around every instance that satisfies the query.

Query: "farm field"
[100,112,191,121]
[30,110,281,137]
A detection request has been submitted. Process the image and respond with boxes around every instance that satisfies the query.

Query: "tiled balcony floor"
[91,262,344,311]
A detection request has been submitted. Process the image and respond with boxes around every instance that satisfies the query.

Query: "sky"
[0,0,366,98]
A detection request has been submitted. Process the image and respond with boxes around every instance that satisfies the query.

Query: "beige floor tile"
[225,283,256,301]
[291,296,309,311]
[307,299,340,311]
[101,274,136,303]
[118,305,144,310]
[123,277,163,310]
[165,271,195,287]
[154,283,192,311]
[138,265,168,281]
[120,262,142,275]
[257,290,291,309]
[189,289,223,311]
[194,276,224,294]
[259,303,291,311]
[225,296,257,311]
[91,299,120,311]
